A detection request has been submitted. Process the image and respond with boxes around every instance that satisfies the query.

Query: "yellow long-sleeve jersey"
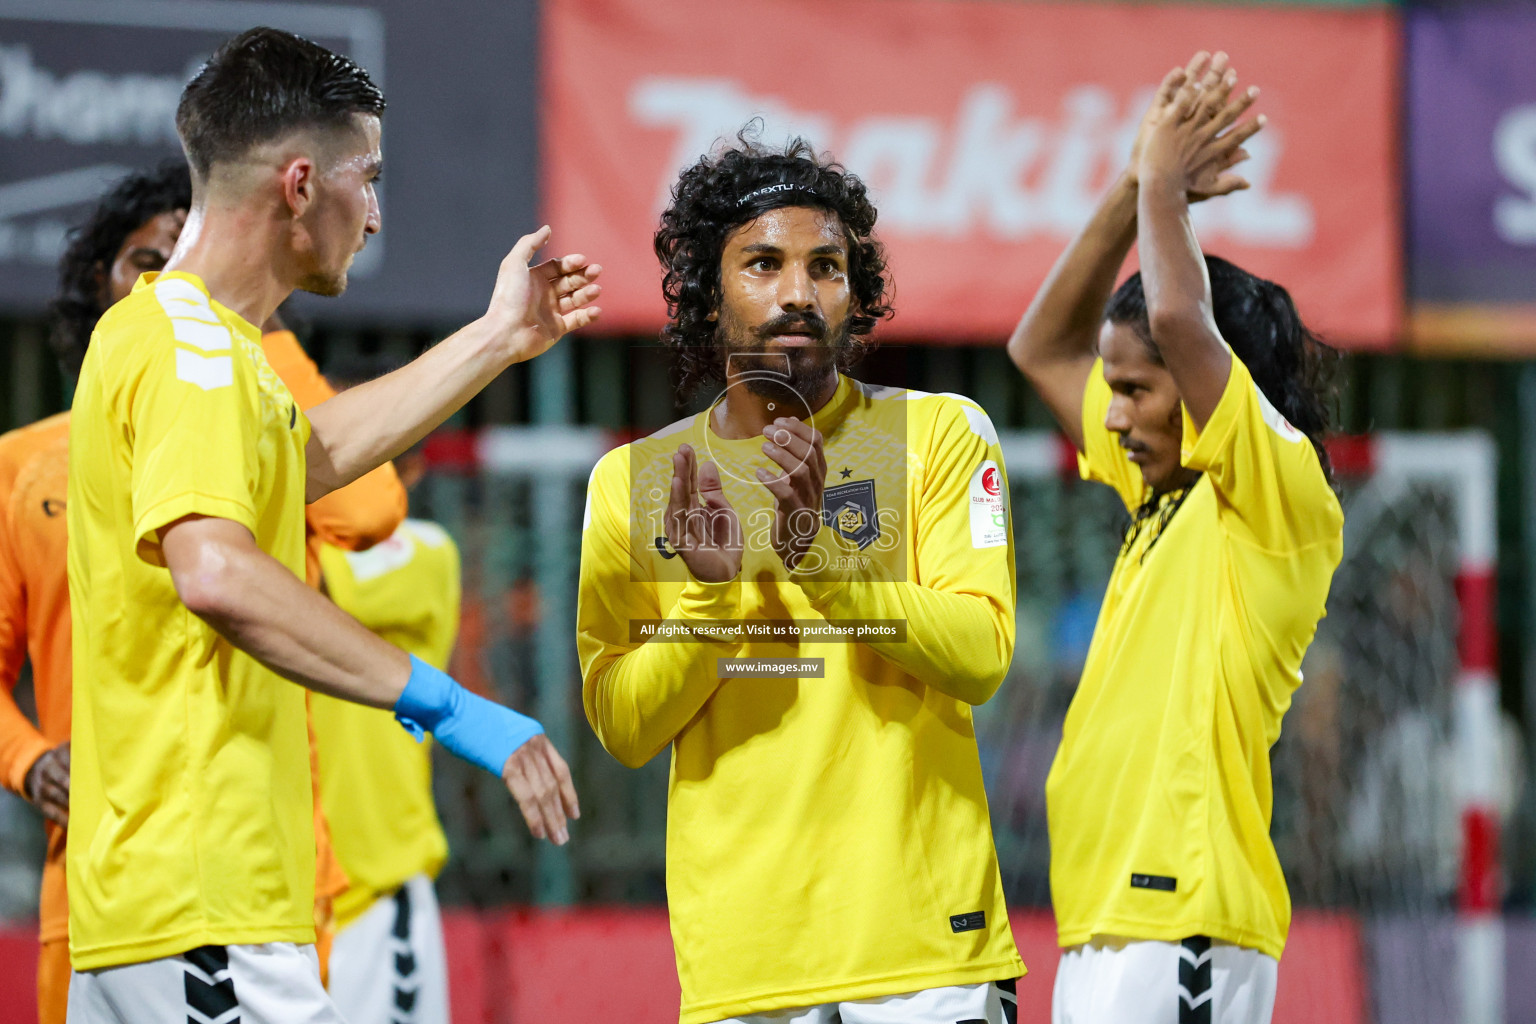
[578,375,1024,1024]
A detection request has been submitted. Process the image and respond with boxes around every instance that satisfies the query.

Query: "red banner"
[543,0,1400,347]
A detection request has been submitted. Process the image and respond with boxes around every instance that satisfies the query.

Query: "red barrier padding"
[0,927,36,1024]
[0,907,1365,1024]
[1273,911,1368,1024]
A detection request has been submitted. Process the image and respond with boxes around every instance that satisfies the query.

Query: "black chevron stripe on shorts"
[391,886,418,1024]
[1179,936,1213,1024]
[184,945,239,1024]
[997,976,1018,1024]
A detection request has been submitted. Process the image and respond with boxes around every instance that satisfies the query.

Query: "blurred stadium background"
[2,0,1535,1021]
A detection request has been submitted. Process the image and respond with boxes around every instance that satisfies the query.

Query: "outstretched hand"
[501,734,579,845]
[1135,51,1265,202]
[485,225,603,363]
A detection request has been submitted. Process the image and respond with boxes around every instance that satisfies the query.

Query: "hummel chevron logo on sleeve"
[175,349,233,391]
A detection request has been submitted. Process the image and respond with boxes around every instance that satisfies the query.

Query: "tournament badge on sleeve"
[822,478,881,550]
[969,461,1008,549]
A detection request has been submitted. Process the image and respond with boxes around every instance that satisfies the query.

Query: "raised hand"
[1136,51,1265,202]
[666,444,743,584]
[501,734,579,845]
[484,225,603,364]
[1128,61,1193,184]
[23,742,69,828]
[756,417,828,572]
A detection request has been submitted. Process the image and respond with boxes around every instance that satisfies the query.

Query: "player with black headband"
[578,133,1024,1023]
[1009,53,1343,1023]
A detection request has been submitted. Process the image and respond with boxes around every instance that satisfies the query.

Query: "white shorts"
[67,942,344,1024]
[715,978,1019,1023]
[328,873,449,1024]
[1052,936,1276,1024]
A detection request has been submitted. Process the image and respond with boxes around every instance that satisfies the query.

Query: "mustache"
[1117,435,1149,453]
[755,312,827,342]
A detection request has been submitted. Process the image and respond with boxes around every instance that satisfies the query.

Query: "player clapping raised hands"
[664,416,833,579]
[755,416,828,572]
[1010,51,1344,1024]
[664,444,743,584]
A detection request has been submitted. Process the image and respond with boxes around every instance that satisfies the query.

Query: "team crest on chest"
[822,477,880,550]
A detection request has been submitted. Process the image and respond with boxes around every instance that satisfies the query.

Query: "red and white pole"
[1380,433,1503,1024]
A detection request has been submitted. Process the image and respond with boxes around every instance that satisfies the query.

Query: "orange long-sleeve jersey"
[0,331,406,947]
[261,331,408,589]
[0,413,71,943]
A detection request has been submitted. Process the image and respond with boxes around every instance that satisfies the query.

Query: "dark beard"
[716,310,851,407]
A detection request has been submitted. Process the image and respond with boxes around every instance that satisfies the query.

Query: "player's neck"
[710,371,840,440]
[162,203,293,331]
[1149,466,1201,496]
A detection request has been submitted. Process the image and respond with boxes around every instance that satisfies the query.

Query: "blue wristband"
[394,654,544,776]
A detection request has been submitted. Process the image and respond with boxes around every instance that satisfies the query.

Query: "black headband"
[736,183,820,206]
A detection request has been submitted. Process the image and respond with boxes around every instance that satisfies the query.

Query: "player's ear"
[706,309,718,322]
[278,157,316,218]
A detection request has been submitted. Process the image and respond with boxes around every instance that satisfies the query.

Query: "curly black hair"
[1104,254,1340,483]
[48,160,192,379]
[654,130,893,397]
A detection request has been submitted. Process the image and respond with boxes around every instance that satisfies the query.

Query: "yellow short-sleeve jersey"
[1047,355,1344,960]
[66,272,316,969]
[311,519,457,928]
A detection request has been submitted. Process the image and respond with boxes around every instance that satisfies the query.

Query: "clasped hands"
[1132,50,1267,204]
[665,417,829,584]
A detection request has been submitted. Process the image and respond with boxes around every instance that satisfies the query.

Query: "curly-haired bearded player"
[1010,53,1344,1024]
[578,136,1023,1023]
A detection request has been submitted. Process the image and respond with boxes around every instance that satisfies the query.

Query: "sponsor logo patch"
[950,910,987,933]
[969,460,1007,548]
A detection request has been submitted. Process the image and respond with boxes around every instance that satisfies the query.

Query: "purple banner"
[1409,7,1536,347]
